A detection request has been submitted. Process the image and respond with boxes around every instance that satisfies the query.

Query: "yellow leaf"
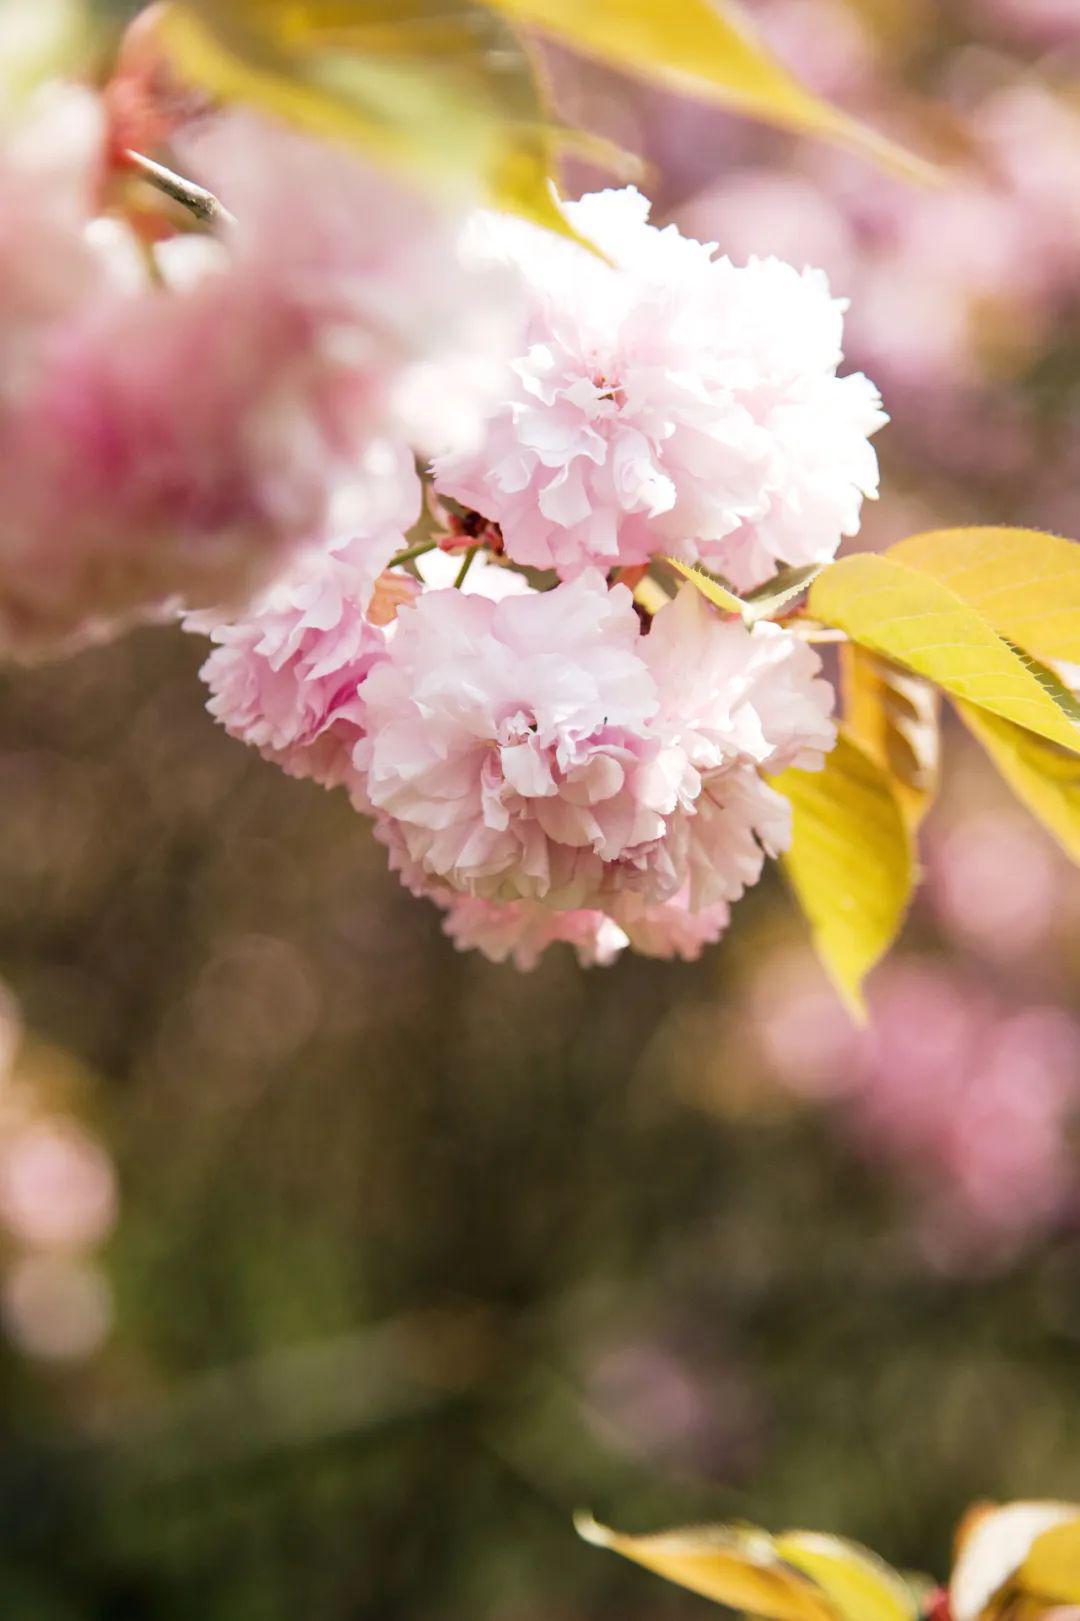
[840,644,940,828]
[574,1514,839,1621]
[667,558,747,618]
[485,0,936,183]
[775,1532,918,1621]
[1020,1515,1080,1606]
[771,731,914,1020]
[956,701,1080,865]
[632,574,672,616]
[0,0,86,111]
[742,564,824,623]
[888,528,1080,667]
[156,1,589,242]
[949,1502,1080,1621]
[808,554,1080,755]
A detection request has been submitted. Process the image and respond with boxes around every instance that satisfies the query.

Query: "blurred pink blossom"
[1,1253,113,1362]
[927,808,1064,964]
[757,956,1080,1261]
[0,95,514,657]
[0,1117,118,1252]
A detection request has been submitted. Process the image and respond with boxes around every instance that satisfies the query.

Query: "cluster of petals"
[434,187,885,592]
[0,88,512,657]
[192,442,421,799]
[358,571,835,965]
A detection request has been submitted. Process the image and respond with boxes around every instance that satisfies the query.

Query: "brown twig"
[122,148,236,229]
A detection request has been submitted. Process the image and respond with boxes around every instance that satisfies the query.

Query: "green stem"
[454,546,480,589]
[387,540,437,570]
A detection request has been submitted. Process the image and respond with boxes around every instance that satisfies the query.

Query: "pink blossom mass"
[434,187,885,591]
[356,574,835,961]
[0,96,513,657]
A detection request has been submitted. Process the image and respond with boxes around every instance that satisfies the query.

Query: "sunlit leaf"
[0,0,85,110]
[957,701,1080,866]
[841,644,940,828]
[485,0,936,183]
[949,1502,1080,1621]
[575,1514,839,1621]
[575,1515,916,1621]
[632,574,672,616]
[775,1532,919,1621]
[742,563,824,623]
[771,731,914,1020]
[666,559,818,625]
[1020,1514,1080,1606]
[808,554,1080,755]
[667,558,747,617]
[888,528,1080,667]
[156,0,591,241]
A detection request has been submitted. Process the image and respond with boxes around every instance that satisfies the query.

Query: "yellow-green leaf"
[1020,1514,1080,1606]
[771,730,914,1020]
[949,1502,1080,1621]
[808,554,1080,755]
[957,701,1080,865]
[840,644,940,829]
[666,559,818,625]
[0,0,86,111]
[743,563,824,622]
[485,0,936,183]
[156,0,588,241]
[775,1532,918,1621]
[888,528,1080,667]
[575,1514,839,1621]
[667,558,747,617]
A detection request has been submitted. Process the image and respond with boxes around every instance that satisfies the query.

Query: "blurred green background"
[1,0,1079,1616]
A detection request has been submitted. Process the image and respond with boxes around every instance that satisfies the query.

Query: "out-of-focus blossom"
[0,93,517,657]
[927,807,1065,964]
[178,112,522,462]
[1,1253,113,1362]
[192,443,420,800]
[359,576,834,958]
[757,954,1080,1262]
[0,84,111,383]
[434,187,884,591]
[0,1116,117,1251]
[679,171,857,291]
[973,0,1080,48]
[583,1338,766,1476]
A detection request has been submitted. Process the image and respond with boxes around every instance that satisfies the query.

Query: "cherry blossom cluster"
[0,82,511,656]
[189,183,885,968]
[2,41,883,966]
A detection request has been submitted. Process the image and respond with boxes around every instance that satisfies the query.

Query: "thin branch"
[454,545,480,589]
[123,149,236,229]
[387,540,438,570]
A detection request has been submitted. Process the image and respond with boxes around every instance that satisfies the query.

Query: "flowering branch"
[122,149,236,228]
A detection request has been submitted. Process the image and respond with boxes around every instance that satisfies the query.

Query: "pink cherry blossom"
[0,97,514,657]
[434,187,884,591]
[358,570,670,908]
[438,895,630,971]
[358,574,835,934]
[192,443,420,797]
